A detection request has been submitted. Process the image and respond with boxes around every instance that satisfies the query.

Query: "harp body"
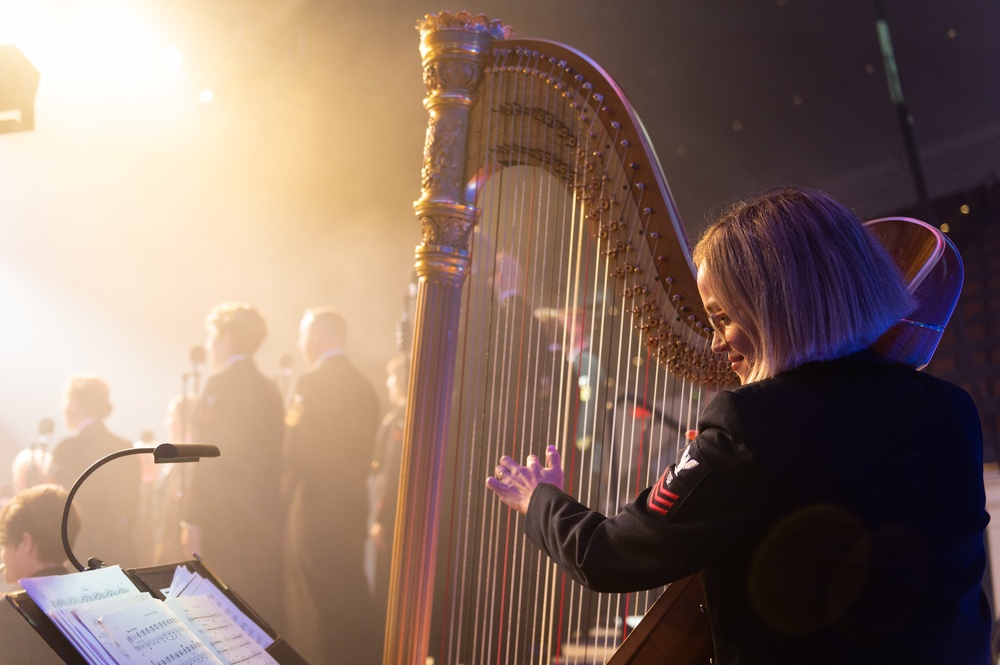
[383,11,967,665]
[866,216,964,370]
[385,13,729,665]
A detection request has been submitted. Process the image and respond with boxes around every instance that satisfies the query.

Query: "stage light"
[0,44,39,134]
[161,45,184,72]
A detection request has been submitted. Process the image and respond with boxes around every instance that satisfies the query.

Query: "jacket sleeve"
[523,391,771,593]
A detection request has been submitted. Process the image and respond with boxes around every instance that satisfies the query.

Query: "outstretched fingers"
[542,445,564,490]
[485,445,567,514]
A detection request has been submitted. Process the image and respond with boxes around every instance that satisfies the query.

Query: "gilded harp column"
[383,13,509,665]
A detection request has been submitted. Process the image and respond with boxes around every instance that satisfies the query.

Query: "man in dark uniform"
[48,373,140,568]
[283,307,382,665]
[182,302,285,630]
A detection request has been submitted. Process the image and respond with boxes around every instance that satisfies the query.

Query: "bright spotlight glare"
[198,89,215,104]
[0,1,48,60]
[77,5,159,83]
[161,45,184,71]
[0,0,162,95]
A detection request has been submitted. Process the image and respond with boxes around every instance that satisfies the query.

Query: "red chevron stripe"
[648,476,680,515]
[655,484,680,501]
[650,495,675,510]
[651,491,676,505]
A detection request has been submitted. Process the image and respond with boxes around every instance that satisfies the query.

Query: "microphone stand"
[189,346,205,397]
[60,443,220,572]
[181,346,205,445]
[24,441,46,488]
[24,417,54,489]
[276,354,295,403]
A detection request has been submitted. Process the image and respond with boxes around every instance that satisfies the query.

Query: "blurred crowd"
[0,300,409,665]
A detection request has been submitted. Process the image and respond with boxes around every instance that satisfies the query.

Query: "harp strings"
[431,43,716,664]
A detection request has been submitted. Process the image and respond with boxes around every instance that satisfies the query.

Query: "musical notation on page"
[21,565,146,663]
[20,564,280,665]
[165,595,278,665]
[97,596,223,665]
[167,566,274,650]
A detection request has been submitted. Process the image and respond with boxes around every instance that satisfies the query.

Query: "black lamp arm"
[60,443,220,572]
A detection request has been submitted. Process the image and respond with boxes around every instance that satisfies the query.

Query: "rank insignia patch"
[647,442,712,519]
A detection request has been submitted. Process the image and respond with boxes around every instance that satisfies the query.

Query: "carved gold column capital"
[416,11,512,45]
[415,200,478,255]
[413,12,510,257]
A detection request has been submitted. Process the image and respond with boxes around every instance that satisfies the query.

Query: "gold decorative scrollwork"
[424,61,480,91]
[417,11,513,41]
[419,213,475,250]
[421,115,465,194]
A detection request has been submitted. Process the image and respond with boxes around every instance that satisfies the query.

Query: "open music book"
[20,565,278,665]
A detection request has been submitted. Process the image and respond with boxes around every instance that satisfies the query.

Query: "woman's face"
[697,267,754,384]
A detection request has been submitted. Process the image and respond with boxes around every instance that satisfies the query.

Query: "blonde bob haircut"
[692,186,915,384]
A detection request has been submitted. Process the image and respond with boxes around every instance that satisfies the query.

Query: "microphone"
[38,417,54,439]
[187,344,207,395]
[189,345,207,367]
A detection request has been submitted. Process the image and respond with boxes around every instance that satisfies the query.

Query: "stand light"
[60,443,220,572]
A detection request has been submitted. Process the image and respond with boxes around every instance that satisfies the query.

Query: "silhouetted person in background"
[10,417,55,495]
[48,374,140,568]
[0,484,81,585]
[182,302,285,630]
[148,394,197,565]
[132,429,159,563]
[283,307,381,665]
[365,353,408,635]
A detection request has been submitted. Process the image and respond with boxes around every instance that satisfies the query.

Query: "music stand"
[6,443,309,664]
[5,558,309,664]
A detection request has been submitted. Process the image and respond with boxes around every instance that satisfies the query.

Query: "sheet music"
[20,565,139,614]
[167,563,198,598]
[48,606,118,664]
[97,595,224,665]
[165,595,279,665]
[65,593,158,663]
[21,566,144,664]
[168,568,274,649]
[20,565,279,664]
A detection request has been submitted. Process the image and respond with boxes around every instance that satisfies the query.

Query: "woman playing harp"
[487,187,991,664]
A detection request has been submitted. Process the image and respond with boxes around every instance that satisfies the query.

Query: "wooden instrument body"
[386,13,962,665]
[385,12,727,665]
[604,574,713,665]
[866,217,963,370]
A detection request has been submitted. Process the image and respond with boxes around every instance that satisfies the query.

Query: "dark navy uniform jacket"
[525,350,990,664]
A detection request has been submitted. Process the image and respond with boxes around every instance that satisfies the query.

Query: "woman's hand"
[485,445,563,515]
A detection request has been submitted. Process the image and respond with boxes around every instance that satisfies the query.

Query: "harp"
[384,12,734,665]
[866,216,964,371]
